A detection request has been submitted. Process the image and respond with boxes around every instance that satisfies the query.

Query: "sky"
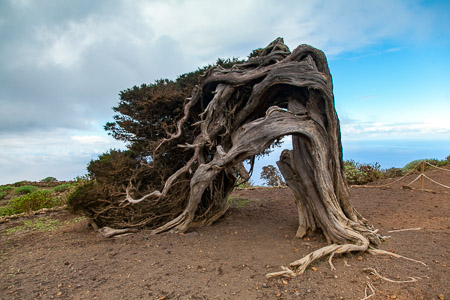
[0,0,449,185]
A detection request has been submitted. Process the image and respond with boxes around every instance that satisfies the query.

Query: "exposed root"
[98,227,138,238]
[150,212,188,235]
[266,230,426,279]
[364,267,419,283]
[328,252,336,271]
[387,227,421,233]
[360,282,376,300]
[367,248,427,266]
[266,230,370,278]
[265,266,296,279]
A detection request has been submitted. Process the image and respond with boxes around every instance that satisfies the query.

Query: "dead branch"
[364,268,419,283]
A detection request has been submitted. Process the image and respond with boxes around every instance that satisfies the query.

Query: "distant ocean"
[342,139,450,168]
[249,139,450,186]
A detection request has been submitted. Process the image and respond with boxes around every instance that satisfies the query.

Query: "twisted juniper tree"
[70,38,396,277]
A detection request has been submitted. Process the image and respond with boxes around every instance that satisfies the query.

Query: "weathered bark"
[135,38,378,244]
[80,38,387,275]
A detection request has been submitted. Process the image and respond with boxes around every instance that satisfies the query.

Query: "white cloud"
[341,119,450,140]
[0,0,447,184]
[134,0,437,59]
[71,135,110,144]
[36,21,97,68]
[0,130,126,184]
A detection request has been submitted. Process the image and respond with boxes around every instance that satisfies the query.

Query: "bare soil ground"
[1,166,449,299]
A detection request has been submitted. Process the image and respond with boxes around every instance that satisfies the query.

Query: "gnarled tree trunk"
[88,38,389,276]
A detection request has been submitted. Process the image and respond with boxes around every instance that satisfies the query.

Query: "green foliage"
[87,149,138,185]
[73,174,90,183]
[41,176,57,183]
[0,190,64,216]
[248,48,263,58]
[260,165,285,187]
[235,180,254,189]
[66,180,97,214]
[0,205,16,216]
[13,180,26,187]
[383,167,405,179]
[344,160,383,185]
[0,186,14,192]
[5,217,61,234]
[14,185,38,195]
[53,183,73,193]
[0,186,13,200]
[403,157,450,173]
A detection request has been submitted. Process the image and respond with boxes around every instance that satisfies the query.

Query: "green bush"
[14,185,38,195]
[344,160,383,185]
[66,181,96,213]
[12,191,62,213]
[87,149,138,185]
[0,186,14,193]
[41,176,57,183]
[13,180,27,187]
[53,183,73,193]
[0,186,13,200]
[403,158,450,173]
[383,167,405,178]
[0,205,17,216]
[0,190,64,216]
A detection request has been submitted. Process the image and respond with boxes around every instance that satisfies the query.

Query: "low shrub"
[0,191,8,200]
[41,177,57,183]
[13,180,27,187]
[0,186,14,200]
[66,180,97,213]
[403,158,450,173]
[14,185,38,195]
[0,190,64,216]
[235,180,254,189]
[0,205,17,216]
[344,160,383,185]
[53,183,73,193]
[383,167,404,179]
[0,186,14,193]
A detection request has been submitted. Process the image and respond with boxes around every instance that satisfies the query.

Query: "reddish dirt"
[1,166,449,299]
